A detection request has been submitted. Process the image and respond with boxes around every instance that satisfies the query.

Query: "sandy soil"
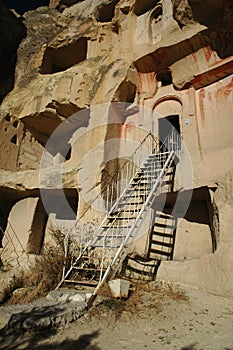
[2,281,232,350]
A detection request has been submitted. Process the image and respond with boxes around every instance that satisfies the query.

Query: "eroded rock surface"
[0,0,233,298]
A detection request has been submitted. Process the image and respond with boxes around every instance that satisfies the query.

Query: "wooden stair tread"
[64,279,98,286]
[150,240,173,247]
[149,249,171,256]
[152,232,174,238]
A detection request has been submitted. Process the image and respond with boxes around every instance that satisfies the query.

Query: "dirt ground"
[1,281,232,350]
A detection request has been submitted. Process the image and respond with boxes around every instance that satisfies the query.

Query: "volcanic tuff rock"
[0,0,233,298]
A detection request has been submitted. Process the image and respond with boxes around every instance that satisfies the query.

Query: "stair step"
[64,279,98,286]
[118,201,144,206]
[151,231,174,238]
[151,240,173,247]
[102,225,132,229]
[124,191,151,197]
[112,208,142,213]
[155,223,175,229]
[138,170,162,176]
[132,177,156,182]
[149,249,171,257]
[96,234,127,238]
[134,173,161,179]
[141,165,162,170]
[80,255,104,260]
[130,182,152,188]
[108,216,137,220]
[154,220,175,227]
[91,243,121,248]
[154,213,174,219]
[73,266,105,272]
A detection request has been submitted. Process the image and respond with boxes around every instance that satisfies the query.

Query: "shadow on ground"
[181,345,233,350]
[0,305,100,350]
[0,328,100,350]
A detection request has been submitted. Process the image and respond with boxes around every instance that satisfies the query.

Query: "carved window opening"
[5,115,11,122]
[40,37,88,74]
[95,0,119,23]
[10,135,17,145]
[156,68,173,86]
[13,120,19,128]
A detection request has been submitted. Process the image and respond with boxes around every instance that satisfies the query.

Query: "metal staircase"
[57,131,180,298]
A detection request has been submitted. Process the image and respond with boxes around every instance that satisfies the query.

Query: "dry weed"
[88,280,188,322]
[1,227,67,305]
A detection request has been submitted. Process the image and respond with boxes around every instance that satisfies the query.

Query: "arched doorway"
[152,97,182,153]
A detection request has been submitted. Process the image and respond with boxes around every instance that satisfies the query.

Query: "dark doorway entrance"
[158,115,181,152]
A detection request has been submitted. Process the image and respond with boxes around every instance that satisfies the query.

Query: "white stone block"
[108,279,130,298]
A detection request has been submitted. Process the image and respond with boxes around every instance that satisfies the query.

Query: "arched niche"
[149,2,163,44]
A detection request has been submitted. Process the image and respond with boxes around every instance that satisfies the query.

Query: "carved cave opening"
[10,134,17,145]
[2,0,49,15]
[12,120,19,128]
[0,188,40,252]
[40,37,88,74]
[5,115,11,122]
[156,68,173,86]
[37,189,78,252]
[134,0,160,16]
[27,199,48,254]
[40,189,78,221]
[0,188,78,257]
[95,0,119,23]
[27,189,78,254]
[112,80,137,123]
[147,187,217,262]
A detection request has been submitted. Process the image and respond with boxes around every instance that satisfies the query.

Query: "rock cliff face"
[0,0,232,297]
[0,0,27,102]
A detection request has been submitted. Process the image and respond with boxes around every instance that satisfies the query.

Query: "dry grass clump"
[88,280,188,322]
[0,273,26,305]
[1,227,66,305]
